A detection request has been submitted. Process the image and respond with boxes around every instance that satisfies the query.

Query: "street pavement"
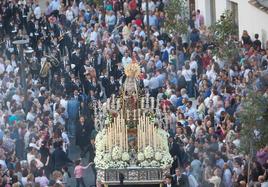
[68,139,96,187]
[38,3,95,186]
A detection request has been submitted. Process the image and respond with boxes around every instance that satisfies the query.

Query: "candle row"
[106,113,128,152]
[126,109,141,121]
[106,94,121,110]
[104,96,161,112]
[140,97,161,110]
[137,114,162,152]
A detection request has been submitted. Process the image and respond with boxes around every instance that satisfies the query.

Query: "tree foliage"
[238,91,268,155]
[164,0,189,35]
[92,0,103,6]
[209,10,239,61]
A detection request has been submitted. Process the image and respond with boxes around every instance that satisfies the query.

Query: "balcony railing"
[249,0,268,14]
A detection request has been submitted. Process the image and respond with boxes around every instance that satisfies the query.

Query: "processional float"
[93,62,172,186]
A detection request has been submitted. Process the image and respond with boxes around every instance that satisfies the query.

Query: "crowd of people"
[0,0,268,187]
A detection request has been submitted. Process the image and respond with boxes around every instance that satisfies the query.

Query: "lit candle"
[125,127,128,151]
[119,118,122,148]
[113,123,115,146]
[156,132,158,149]
[143,117,145,146]
[114,122,116,146]
[109,125,112,152]
[133,109,136,120]
[156,98,160,108]
[121,109,123,118]
[116,118,119,145]
[106,128,109,151]
[107,98,110,110]
[152,127,155,150]
[146,117,148,146]
[150,97,154,110]
[153,127,156,150]
[138,121,140,152]
[146,94,149,109]
[138,109,141,118]
[127,110,130,120]
[112,95,115,109]
[122,119,125,151]
[116,99,120,111]
[148,120,151,147]
[141,98,144,109]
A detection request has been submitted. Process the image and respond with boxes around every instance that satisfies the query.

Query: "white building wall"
[215,0,229,20]
[231,0,268,48]
[195,0,212,25]
[195,0,268,48]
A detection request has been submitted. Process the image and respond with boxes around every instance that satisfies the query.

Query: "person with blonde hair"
[208,168,222,187]
[52,170,63,184]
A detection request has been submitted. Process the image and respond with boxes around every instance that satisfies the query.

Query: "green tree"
[238,91,268,183]
[92,0,103,6]
[209,10,239,62]
[164,0,189,36]
[238,91,268,153]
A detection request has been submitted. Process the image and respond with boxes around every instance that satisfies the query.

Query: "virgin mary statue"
[123,60,140,110]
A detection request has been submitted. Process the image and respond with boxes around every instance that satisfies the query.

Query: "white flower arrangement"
[160,154,173,169]
[122,152,130,161]
[117,161,129,168]
[104,118,109,125]
[94,154,107,169]
[136,129,173,169]
[155,152,163,161]
[94,125,174,169]
[144,146,154,159]
[140,160,150,167]
[157,128,170,151]
[105,114,112,125]
[95,129,105,143]
[112,146,122,160]
[103,153,112,163]
[95,139,106,152]
[150,160,160,167]
[137,152,145,161]
[95,129,130,169]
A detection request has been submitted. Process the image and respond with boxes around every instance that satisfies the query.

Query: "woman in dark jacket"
[76,116,91,158]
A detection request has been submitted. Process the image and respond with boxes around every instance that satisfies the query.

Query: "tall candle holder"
[107,98,110,110]
[93,101,97,116]
[156,98,160,109]
[133,109,136,120]
[116,98,121,111]
[141,98,144,109]
[126,110,130,121]
[150,97,154,110]
[145,95,150,109]
[111,94,115,110]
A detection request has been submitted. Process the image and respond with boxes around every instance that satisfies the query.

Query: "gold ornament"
[124,61,140,78]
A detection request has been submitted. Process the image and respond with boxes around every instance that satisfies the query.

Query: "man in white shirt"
[189,57,198,71]
[34,3,41,20]
[134,27,146,39]
[185,101,198,120]
[182,64,192,82]
[142,0,156,12]
[0,60,5,75]
[61,127,70,153]
[164,175,174,187]
[90,25,99,43]
[121,52,131,68]
[51,0,61,11]
[79,0,85,11]
[66,6,74,21]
